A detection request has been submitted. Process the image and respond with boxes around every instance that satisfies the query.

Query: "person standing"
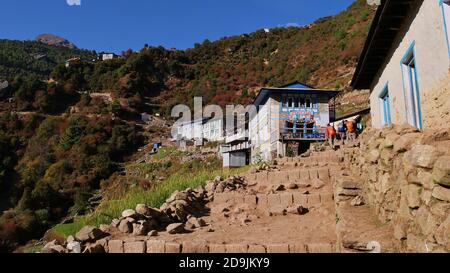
[338,121,346,145]
[326,123,337,149]
[347,120,356,141]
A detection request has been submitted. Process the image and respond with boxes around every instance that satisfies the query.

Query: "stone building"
[175,117,224,144]
[352,0,450,130]
[249,82,339,163]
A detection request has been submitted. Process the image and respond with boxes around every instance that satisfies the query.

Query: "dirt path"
[99,150,397,253]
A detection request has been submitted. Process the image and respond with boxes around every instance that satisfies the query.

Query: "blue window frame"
[280,94,318,112]
[401,42,423,130]
[379,85,392,126]
[440,0,450,58]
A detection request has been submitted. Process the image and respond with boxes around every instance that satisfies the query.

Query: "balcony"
[225,129,248,144]
[281,127,327,141]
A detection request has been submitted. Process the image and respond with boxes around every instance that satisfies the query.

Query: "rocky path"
[45,150,399,253]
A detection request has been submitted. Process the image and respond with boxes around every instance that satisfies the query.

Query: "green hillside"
[0,39,97,79]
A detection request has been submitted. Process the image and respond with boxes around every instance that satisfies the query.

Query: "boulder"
[187,217,207,229]
[75,226,105,243]
[287,205,309,215]
[406,184,422,209]
[418,171,435,190]
[111,219,121,228]
[42,240,66,253]
[118,219,133,234]
[205,182,216,193]
[394,124,419,135]
[297,182,311,189]
[367,149,380,163]
[148,230,158,237]
[434,216,450,247]
[166,223,185,234]
[405,145,439,169]
[393,133,421,153]
[274,184,286,192]
[268,205,286,216]
[135,204,150,215]
[83,243,106,253]
[393,218,409,240]
[432,186,450,202]
[286,183,298,190]
[432,156,450,187]
[415,206,439,236]
[132,223,148,236]
[66,235,76,244]
[67,241,82,253]
[99,224,111,233]
[121,209,137,219]
[381,133,400,149]
[351,196,365,206]
[312,179,325,189]
[336,177,360,189]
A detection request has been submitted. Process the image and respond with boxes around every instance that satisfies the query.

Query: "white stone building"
[249,82,339,163]
[352,0,450,130]
[175,117,224,144]
[222,82,339,167]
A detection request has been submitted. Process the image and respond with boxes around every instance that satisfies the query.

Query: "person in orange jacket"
[346,120,356,141]
[326,123,337,149]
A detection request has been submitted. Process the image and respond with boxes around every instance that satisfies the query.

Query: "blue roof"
[279,81,314,89]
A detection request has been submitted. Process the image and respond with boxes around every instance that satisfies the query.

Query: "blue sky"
[0,0,354,53]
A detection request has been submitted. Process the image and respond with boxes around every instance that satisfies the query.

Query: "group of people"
[325,119,359,149]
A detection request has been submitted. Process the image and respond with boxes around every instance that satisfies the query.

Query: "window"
[380,85,392,126]
[442,0,450,56]
[401,44,422,129]
[300,97,306,108]
[294,97,299,108]
[281,97,287,108]
[305,98,312,108]
[288,98,293,108]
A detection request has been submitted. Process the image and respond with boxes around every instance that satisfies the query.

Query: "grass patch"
[52,165,249,238]
[151,147,187,161]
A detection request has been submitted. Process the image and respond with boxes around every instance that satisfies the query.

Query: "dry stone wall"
[340,124,450,253]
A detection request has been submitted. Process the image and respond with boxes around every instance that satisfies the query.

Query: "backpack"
[338,122,345,133]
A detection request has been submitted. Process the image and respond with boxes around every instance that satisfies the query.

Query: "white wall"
[223,152,247,168]
[370,1,450,129]
[250,98,272,163]
[202,119,224,142]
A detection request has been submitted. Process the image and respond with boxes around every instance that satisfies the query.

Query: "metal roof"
[253,86,340,107]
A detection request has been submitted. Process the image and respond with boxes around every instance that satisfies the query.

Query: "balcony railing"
[281,127,327,140]
[225,129,248,143]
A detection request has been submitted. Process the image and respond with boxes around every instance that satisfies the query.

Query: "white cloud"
[285,22,300,27]
[276,22,301,28]
[66,0,81,6]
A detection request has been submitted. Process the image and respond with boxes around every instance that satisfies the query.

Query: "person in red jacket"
[326,123,336,149]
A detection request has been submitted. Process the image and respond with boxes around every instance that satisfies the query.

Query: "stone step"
[213,192,334,207]
[277,153,339,165]
[245,167,331,184]
[108,239,337,253]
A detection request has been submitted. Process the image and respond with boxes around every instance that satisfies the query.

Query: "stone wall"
[340,124,450,252]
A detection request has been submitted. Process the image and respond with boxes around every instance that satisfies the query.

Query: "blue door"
[402,46,423,130]
[382,93,391,125]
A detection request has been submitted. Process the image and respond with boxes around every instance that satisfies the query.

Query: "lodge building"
[173,82,339,167]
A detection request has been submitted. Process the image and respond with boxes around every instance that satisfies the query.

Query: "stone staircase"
[59,149,398,254]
